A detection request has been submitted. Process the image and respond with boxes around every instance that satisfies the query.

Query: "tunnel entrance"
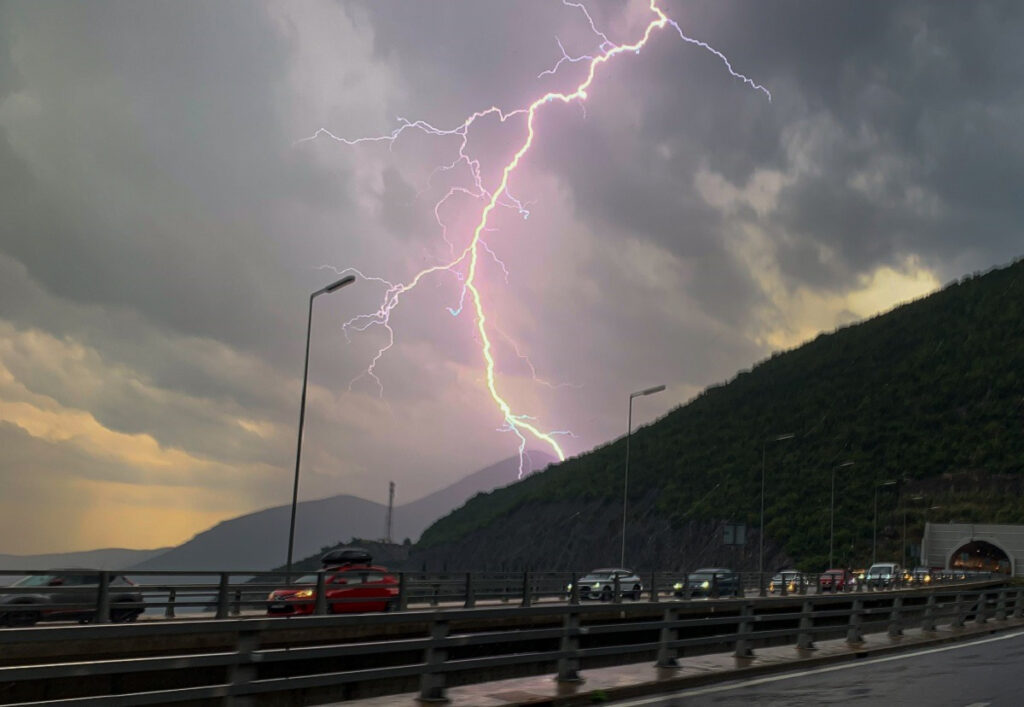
[950,540,1012,574]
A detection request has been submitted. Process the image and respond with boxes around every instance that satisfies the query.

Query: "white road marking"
[611,630,1024,705]
[963,703,990,707]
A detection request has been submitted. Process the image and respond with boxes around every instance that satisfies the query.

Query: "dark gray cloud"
[1,0,1021,553]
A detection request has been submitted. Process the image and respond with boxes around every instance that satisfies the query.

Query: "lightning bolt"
[308,1,768,477]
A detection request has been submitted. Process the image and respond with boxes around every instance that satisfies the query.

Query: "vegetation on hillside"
[420,259,1024,569]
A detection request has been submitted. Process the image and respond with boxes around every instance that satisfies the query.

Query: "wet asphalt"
[611,629,1024,706]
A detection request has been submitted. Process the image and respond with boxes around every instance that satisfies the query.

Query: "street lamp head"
[836,460,855,468]
[879,480,897,487]
[773,433,795,441]
[325,274,356,293]
[631,384,666,398]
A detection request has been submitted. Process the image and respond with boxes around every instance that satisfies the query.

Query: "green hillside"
[419,258,1024,571]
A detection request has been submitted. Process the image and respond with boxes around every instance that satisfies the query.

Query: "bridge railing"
[0,567,997,627]
[0,580,1015,705]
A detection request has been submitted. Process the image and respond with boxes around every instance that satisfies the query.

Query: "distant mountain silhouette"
[126,451,555,572]
[0,547,170,573]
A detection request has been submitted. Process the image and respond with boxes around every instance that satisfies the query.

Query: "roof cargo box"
[321,548,372,567]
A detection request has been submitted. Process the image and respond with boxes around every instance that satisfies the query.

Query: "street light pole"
[621,384,666,568]
[759,433,795,578]
[872,480,896,565]
[829,461,855,569]
[286,274,356,578]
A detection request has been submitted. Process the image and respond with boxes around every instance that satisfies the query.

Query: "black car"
[676,568,741,598]
[0,570,144,626]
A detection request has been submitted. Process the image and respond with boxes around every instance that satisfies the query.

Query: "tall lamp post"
[758,433,795,579]
[621,384,666,567]
[828,461,855,569]
[286,274,356,577]
[872,480,896,565]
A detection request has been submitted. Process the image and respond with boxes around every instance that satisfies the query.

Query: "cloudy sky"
[1,0,1021,554]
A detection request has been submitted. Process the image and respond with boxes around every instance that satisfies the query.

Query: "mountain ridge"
[416,257,1024,572]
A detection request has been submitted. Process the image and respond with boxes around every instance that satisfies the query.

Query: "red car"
[818,568,853,592]
[267,563,398,615]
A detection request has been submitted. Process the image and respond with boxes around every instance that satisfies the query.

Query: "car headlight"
[673,582,683,590]
[294,589,314,599]
[566,583,573,591]
[592,583,600,589]
[700,580,710,589]
[924,575,931,582]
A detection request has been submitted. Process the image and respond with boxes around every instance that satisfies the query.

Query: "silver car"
[0,569,144,626]
[568,568,643,601]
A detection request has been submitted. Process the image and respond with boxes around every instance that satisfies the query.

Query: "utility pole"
[385,481,395,544]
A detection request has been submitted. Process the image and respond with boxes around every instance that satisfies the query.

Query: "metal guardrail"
[0,568,997,627]
[0,580,1014,705]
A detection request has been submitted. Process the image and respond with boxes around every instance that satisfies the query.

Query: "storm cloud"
[0,0,1020,553]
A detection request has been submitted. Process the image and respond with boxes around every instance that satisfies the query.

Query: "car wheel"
[111,609,138,623]
[5,607,40,627]
[601,587,612,602]
[630,586,641,601]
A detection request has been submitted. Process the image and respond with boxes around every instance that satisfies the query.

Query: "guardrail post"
[430,582,440,607]
[975,591,988,626]
[888,595,903,637]
[733,603,754,658]
[710,574,719,599]
[846,598,864,644]
[94,571,111,624]
[232,588,243,616]
[951,592,966,628]
[921,593,937,632]
[216,573,230,620]
[657,606,682,667]
[419,619,449,702]
[650,571,659,602]
[996,589,1007,621]
[556,608,583,682]
[397,572,408,611]
[227,628,259,706]
[780,575,787,597]
[569,572,580,606]
[520,570,532,608]
[613,574,622,604]
[797,599,815,650]
[798,574,807,596]
[164,588,176,619]
[314,571,328,614]
[758,572,766,598]
[1014,589,1024,619]
[464,573,475,608]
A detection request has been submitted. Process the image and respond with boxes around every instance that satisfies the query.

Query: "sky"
[1,0,1021,555]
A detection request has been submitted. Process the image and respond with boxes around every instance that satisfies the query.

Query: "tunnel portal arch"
[949,539,1013,575]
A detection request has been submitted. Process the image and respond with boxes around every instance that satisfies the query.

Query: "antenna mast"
[385,481,395,544]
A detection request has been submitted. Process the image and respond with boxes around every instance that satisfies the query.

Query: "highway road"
[609,629,1024,706]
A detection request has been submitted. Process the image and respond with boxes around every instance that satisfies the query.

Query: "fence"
[0,579,1013,705]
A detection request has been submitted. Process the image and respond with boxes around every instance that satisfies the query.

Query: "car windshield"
[292,575,319,584]
[688,573,713,582]
[13,575,55,587]
[584,572,615,580]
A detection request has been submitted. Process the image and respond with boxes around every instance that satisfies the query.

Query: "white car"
[865,562,902,588]
[567,568,643,601]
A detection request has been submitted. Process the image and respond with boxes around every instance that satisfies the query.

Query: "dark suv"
[0,570,144,626]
